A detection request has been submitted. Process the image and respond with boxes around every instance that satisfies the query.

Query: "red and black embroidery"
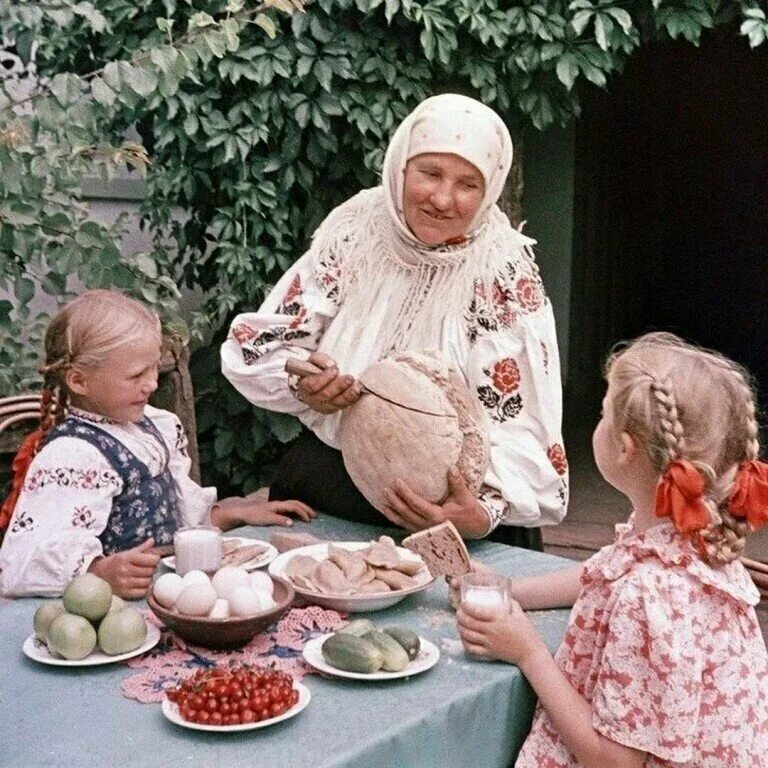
[315,250,342,305]
[174,422,189,458]
[479,487,507,529]
[231,274,311,365]
[477,357,523,423]
[72,506,95,529]
[10,509,35,534]
[547,443,568,476]
[25,467,121,493]
[466,267,519,343]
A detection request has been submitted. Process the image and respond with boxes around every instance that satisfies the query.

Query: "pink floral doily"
[122,605,346,703]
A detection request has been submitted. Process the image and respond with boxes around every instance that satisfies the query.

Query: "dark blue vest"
[42,416,182,554]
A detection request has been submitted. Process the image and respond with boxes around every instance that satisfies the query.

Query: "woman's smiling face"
[402,152,485,244]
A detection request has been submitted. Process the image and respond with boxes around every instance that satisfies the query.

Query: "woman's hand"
[456,598,547,666]
[88,538,160,599]
[382,468,491,538]
[211,494,315,531]
[296,352,361,414]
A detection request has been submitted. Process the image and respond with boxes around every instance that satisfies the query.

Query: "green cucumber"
[383,626,421,660]
[322,632,383,673]
[364,629,410,672]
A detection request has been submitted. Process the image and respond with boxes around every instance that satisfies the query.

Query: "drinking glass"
[173,526,223,576]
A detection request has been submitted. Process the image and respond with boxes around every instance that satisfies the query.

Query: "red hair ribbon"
[653,459,711,533]
[728,460,768,531]
[0,428,43,535]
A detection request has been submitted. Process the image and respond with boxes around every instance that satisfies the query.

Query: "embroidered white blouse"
[221,198,568,532]
[0,405,216,597]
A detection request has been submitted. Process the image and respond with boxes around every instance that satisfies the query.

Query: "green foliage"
[1,0,764,492]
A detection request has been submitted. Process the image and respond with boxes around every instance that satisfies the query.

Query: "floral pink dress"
[515,519,768,768]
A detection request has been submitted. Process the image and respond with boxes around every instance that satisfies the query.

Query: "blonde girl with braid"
[0,290,313,598]
[456,332,768,768]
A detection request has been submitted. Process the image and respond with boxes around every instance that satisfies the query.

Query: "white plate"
[163,537,277,572]
[22,623,161,667]
[302,633,440,681]
[161,682,311,732]
[268,541,435,612]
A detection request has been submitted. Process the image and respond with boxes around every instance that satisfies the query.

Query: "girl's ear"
[617,432,638,465]
[64,366,88,396]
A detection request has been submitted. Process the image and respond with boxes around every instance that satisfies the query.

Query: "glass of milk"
[173,526,223,576]
[458,571,510,615]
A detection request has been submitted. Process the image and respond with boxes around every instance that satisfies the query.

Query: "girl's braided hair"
[606,332,759,565]
[0,291,160,533]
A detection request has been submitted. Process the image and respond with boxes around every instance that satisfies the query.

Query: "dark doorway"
[569,29,768,419]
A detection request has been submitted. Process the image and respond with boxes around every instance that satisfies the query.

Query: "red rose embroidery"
[516,277,543,312]
[548,444,568,476]
[491,358,521,393]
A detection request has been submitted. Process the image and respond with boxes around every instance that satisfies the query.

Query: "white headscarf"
[309,94,536,358]
[382,93,514,246]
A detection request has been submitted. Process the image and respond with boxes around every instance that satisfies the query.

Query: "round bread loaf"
[340,351,489,513]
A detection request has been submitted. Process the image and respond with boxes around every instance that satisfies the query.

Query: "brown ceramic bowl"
[147,576,295,650]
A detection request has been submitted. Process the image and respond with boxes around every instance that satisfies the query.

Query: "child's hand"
[456,599,546,666]
[446,559,494,609]
[88,538,160,599]
[211,496,316,530]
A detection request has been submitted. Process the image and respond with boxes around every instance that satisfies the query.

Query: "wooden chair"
[0,394,41,444]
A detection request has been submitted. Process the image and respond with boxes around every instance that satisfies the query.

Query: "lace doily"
[121,606,347,703]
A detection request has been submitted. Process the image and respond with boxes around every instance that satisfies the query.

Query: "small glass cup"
[173,526,223,576]
[457,571,511,615]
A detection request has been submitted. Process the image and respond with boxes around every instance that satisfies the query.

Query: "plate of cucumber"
[302,620,440,681]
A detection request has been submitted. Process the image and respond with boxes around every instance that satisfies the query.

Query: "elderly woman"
[221,94,568,548]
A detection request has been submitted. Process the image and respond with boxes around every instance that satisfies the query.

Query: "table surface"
[0,516,572,768]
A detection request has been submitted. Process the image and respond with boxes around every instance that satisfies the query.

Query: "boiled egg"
[176,583,217,616]
[208,598,230,619]
[153,572,185,608]
[249,571,274,596]
[211,565,250,599]
[229,586,271,617]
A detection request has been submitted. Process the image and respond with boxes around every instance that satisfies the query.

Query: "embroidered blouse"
[221,193,567,532]
[0,406,216,597]
[515,519,768,768]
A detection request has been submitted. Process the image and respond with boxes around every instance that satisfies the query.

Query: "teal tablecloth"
[0,516,572,768]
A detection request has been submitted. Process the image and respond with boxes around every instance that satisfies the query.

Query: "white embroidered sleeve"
[0,438,123,597]
[148,407,216,526]
[468,304,569,529]
[220,249,339,416]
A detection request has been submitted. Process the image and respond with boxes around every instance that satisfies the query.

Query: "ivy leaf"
[126,66,159,97]
[49,74,82,107]
[556,55,579,89]
[189,12,216,30]
[594,13,613,50]
[91,77,116,107]
[269,412,302,443]
[385,0,401,22]
[221,18,241,51]
[571,9,594,35]
[14,277,35,305]
[203,30,228,58]
[605,7,633,34]
[254,13,278,38]
[41,271,67,296]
